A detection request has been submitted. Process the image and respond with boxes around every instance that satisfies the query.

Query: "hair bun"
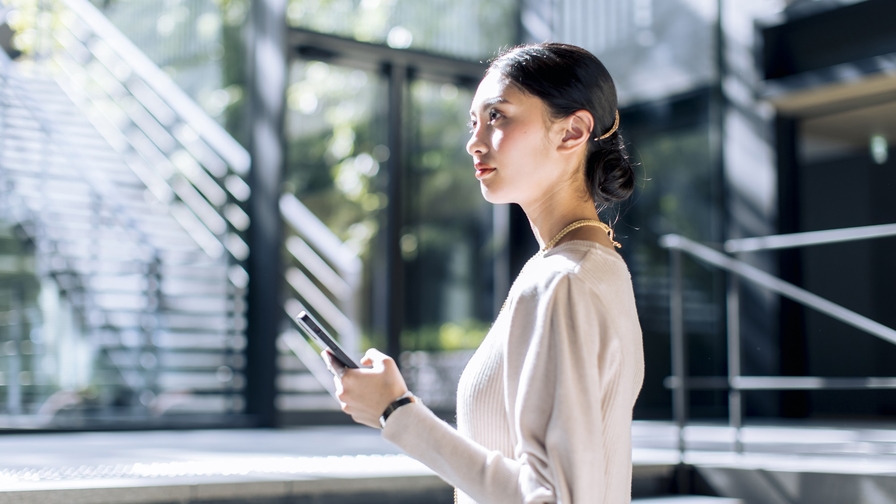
[589,134,635,205]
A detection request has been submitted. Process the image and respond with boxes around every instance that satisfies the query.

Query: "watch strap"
[380,395,416,427]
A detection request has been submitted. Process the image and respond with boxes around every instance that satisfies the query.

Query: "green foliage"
[285,61,387,257]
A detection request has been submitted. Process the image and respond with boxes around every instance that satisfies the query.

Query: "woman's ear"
[558,110,595,153]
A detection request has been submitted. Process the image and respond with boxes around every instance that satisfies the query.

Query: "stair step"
[161,279,233,296]
[85,280,234,299]
[0,116,112,142]
[275,392,341,411]
[1,145,125,168]
[0,161,143,187]
[276,372,328,393]
[157,351,244,370]
[150,331,242,350]
[1,132,123,159]
[94,312,243,332]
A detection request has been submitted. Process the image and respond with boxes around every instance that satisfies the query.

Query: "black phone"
[295,310,360,369]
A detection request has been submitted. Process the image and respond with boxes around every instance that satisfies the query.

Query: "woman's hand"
[325,348,409,429]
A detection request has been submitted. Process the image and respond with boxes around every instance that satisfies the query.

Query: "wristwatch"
[380,392,418,428]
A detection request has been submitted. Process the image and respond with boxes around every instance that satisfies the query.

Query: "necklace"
[541,219,620,251]
[499,219,620,313]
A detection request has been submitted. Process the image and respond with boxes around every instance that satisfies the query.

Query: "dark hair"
[488,43,634,208]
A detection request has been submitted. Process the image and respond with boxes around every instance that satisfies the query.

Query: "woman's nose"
[466,128,487,157]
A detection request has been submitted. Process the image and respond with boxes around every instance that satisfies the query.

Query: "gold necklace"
[499,219,620,313]
[542,219,620,251]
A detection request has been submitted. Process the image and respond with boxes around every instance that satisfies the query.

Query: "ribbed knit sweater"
[383,241,645,504]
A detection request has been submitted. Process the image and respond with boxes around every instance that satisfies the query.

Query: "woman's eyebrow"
[470,97,510,115]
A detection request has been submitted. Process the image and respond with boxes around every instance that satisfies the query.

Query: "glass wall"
[279,61,504,413]
[278,60,389,413]
[402,81,493,351]
[278,1,518,416]
[398,80,497,409]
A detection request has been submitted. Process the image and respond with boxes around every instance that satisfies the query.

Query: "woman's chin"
[479,184,512,205]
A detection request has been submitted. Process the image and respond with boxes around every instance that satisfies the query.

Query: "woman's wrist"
[379,392,417,428]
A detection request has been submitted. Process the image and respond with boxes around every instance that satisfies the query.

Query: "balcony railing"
[659,225,896,453]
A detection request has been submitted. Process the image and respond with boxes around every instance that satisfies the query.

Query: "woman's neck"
[523,187,601,250]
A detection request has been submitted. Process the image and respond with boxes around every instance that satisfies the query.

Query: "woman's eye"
[467,120,477,131]
[489,110,500,122]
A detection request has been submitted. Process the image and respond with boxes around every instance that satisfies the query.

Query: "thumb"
[360,348,388,368]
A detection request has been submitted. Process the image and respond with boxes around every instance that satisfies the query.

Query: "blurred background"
[0,0,895,502]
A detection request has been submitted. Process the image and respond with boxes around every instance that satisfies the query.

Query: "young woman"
[327,43,644,503]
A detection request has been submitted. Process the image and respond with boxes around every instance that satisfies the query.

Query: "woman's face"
[466,71,567,207]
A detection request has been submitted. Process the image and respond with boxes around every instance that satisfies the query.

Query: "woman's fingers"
[333,375,343,393]
[334,348,409,429]
[322,349,346,377]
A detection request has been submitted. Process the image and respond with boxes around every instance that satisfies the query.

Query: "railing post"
[143,253,162,409]
[669,248,688,457]
[6,285,24,416]
[727,272,743,453]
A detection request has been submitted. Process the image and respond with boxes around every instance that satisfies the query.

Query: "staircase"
[0,1,249,426]
[0,0,363,425]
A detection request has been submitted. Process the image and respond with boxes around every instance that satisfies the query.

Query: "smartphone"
[295,310,360,369]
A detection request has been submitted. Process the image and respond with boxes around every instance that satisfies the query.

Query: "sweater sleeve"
[383,272,613,504]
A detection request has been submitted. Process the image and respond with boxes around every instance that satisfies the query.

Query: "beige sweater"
[383,241,645,504]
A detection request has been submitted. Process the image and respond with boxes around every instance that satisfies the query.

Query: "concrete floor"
[0,427,449,503]
[2,422,896,503]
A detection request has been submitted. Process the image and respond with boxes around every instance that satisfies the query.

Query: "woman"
[327,43,644,503]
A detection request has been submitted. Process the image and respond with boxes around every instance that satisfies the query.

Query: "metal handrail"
[673,376,896,390]
[660,234,896,346]
[44,0,250,268]
[279,194,362,276]
[659,231,896,453]
[58,0,250,174]
[725,222,896,253]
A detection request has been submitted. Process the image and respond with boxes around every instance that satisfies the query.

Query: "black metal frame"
[244,0,288,428]
[288,28,487,85]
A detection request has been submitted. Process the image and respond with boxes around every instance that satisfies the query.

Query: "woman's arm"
[380,273,618,503]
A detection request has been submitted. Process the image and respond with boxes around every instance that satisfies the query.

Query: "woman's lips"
[474,163,495,179]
